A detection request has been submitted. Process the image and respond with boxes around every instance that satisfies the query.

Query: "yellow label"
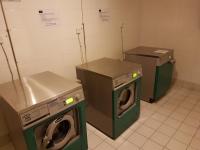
[132,73,138,78]
[66,97,74,104]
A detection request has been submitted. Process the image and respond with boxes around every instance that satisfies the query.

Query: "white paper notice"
[39,9,58,27]
[154,50,169,54]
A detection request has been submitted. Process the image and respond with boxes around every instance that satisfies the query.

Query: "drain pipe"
[0,0,27,102]
[80,0,88,64]
[120,23,125,60]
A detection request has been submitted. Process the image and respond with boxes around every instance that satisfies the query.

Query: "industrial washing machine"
[76,58,142,139]
[0,71,88,150]
[124,46,175,102]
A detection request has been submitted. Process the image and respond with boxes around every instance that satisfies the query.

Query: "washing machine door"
[118,84,136,116]
[43,114,76,150]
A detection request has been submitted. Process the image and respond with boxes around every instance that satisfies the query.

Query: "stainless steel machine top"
[77,57,142,79]
[125,46,173,58]
[0,71,84,128]
[125,46,174,66]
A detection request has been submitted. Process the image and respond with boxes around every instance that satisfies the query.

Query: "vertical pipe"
[120,24,125,60]
[80,0,88,64]
[0,0,27,103]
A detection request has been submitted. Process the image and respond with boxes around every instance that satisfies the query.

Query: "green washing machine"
[0,71,88,150]
[125,46,175,102]
[76,58,142,139]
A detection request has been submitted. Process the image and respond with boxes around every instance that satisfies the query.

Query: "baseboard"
[173,79,200,91]
[0,134,11,147]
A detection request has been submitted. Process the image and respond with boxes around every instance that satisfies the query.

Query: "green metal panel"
[154,62,174,100]
[112,78,141,139]
[24,101,88,150]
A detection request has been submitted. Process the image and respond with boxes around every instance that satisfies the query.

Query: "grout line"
[138,89,192,150]
[162,93,198,150]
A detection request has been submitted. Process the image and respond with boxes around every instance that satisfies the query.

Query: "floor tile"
[167,139,187,150]
[174,107,190,116]
[190,138,200,150]
[129,121,141,131]
[136,125,155,138]
[187,146,198,150]
[179,124,197,136]
[142,140,163,150]
[95,142,115,150]
[193,106,200,113]
[87,129,93,136]
[105,136,125,149]
[151,131,170,146]
[164,118,181,129]
[162,103,177,111]
[188,111,200,121]
[144,118,162,130]
[173,130,193,145]
[94,130,108,140]
[151,113,168,122]
[118,141,139,150]
[183,117,200,128]
[169,112,186,122]
[88,133,103,149]
[128,132,147,147]
[195,129,200,139]
[121,128,134,139]
[87,123,97,132]
[158,124,176,137]
[180,102,195,110]
[157,108,172,116]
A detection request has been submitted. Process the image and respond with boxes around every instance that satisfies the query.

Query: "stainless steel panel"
[125,46,175,102]
[76,58,142,137]
[125,55,157,101]
[125,46,174,66]
[82,69,113,137]
[0,97,27,150]
[0,71,82,113]
[76,58,142,79]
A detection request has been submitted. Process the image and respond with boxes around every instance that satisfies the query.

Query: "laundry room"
[0,0,200,150]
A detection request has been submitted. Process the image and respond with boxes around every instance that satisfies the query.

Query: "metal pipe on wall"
[0,0,27,103]
[80,0,88,64]
[120,23,125,60]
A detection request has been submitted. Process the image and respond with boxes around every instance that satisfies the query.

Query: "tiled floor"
[87,85,200,150]
[1,85,200,150]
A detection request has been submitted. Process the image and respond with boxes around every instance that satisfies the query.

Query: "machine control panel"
[20,105,49,126]
[48,89,84,115]
[113,71,141,88]
[20,88,84,127]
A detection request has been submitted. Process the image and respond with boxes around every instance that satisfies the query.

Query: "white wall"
[0,0,140,145]
[0,0,140,84]
[139,0,200,84]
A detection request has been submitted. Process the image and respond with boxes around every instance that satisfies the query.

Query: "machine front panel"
[23,101,88,150]
[34,109,79,150]
[113,71,142,89]
[112,78,141,139]
[154,62,174,100]
[20,89,84,128]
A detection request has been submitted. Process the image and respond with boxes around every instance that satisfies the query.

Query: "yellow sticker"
[132,73,138,78]
[66,97,74,104]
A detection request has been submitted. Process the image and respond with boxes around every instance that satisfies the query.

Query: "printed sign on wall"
[39,9,59,27]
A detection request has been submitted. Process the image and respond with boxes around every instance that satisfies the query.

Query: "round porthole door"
[43,114,76,150]
[118,84,136,116]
